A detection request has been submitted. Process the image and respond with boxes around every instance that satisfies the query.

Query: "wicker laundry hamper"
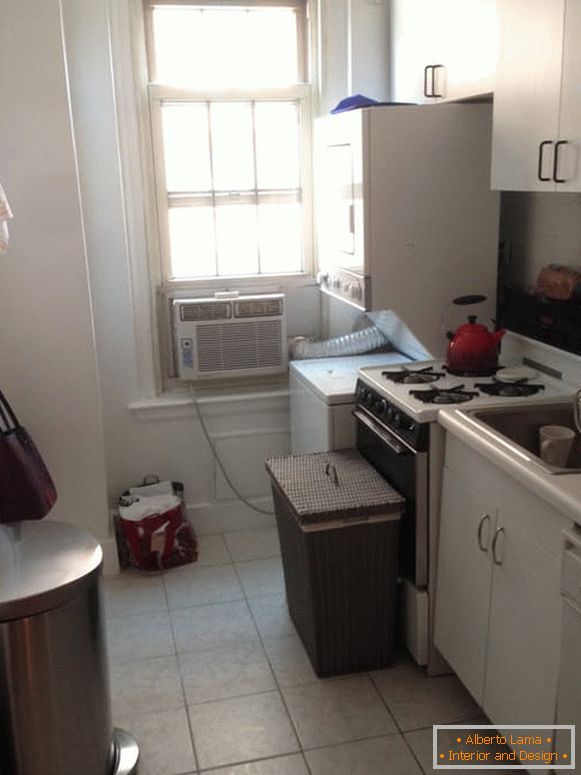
[265,450,404,677]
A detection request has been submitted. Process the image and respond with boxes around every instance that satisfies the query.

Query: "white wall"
[317,0,391,115]
[0,1,111,556]
[500,192,581,288]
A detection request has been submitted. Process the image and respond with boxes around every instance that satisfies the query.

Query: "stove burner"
[409,385,479,404]
[474,379,546,398]
[382,366,446,385]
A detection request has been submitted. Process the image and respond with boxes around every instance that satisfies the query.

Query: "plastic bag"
[116,477,197,571]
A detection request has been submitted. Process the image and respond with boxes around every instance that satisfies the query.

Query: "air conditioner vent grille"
[180,302,231,322]
[196,320,283,372]
[234,299,283,318]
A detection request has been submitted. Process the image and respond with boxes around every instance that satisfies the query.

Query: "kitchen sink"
[469,401,581,474]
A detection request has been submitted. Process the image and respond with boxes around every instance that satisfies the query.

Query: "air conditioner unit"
[173,293,287,381]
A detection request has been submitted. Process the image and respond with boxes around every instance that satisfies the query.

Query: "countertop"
[438,406,581,526]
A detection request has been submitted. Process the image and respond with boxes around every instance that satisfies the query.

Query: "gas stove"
[357,360,575,427]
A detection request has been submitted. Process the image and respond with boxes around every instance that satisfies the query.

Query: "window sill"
[128,381,290,422]
[163,273,317,296]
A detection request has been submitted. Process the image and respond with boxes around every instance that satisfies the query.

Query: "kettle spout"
[492,329,506,344]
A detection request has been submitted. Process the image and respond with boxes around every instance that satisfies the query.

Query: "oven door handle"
[352,408,412,456]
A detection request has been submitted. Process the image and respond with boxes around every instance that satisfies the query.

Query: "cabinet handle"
[492,526,505,566]
[477,513,491,552]
[537,141,553,182]
[431,64,445,98]
[423,65,433,98]
[553,140,569,183]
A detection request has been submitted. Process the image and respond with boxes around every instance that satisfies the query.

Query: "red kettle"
[445,295,505,376]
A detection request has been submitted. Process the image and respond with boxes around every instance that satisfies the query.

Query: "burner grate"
[382,366,446,385]
[409,385,479,404]
[475,379,546,397]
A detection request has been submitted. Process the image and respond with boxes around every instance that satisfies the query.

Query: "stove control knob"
[408,422,416,434]
[333,277,342,289]
[363,390,374,408]
[351,283,362,301]
[375,399,388,417]
[393,413,403,429]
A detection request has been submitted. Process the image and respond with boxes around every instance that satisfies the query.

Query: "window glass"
[210,103,255,191]
[255,102,300,190]
[258,202,302,273]
[161,103,211,192]
[215,204,259,276]
[168,207,216,278]
[152,7,299,88]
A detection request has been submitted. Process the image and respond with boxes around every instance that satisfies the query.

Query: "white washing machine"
[290,352,412,453]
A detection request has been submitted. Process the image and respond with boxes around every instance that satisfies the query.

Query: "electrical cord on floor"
[190,388,275,516]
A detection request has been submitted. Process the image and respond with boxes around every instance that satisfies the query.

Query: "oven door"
[354,407,428,588]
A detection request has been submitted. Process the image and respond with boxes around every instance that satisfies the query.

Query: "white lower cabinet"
[435,436,569,725]
[484,519,561,724]
[434,473,493,702]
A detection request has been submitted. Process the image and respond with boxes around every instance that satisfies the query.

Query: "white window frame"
[107,0,318,397]
[144,0,315,294]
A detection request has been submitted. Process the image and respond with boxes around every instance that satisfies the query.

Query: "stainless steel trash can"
[0,521,139,775]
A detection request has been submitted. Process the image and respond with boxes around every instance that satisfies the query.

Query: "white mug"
[539,425,575,467]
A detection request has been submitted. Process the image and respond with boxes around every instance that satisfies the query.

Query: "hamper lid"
[265,450,404,523]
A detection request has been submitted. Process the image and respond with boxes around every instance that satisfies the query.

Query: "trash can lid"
[0,520,103,622]
[265,450,404,525]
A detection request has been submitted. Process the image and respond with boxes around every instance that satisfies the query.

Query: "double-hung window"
[144,0,312,285]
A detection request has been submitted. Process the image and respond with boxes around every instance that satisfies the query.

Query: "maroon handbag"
[0,391,57,523]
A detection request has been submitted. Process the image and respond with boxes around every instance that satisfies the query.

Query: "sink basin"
[469,401,581,474]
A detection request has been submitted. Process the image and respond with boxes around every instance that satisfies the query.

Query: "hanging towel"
[0,182,13,254]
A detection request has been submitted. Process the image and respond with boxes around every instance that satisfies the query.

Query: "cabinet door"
[434,468,495,705]
[484,519,561,725]
[491,0,564,191]
[556,0,581,191]
[442,0,498,102]
[390,0,439,103]
[391,0,498,103]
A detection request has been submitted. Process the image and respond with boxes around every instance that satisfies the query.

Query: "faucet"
[574,388,581,434]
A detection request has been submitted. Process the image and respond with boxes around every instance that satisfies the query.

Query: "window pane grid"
[160,98,303,279]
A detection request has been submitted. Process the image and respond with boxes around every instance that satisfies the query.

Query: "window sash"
[149,86,312,284]
[144,2,309,85]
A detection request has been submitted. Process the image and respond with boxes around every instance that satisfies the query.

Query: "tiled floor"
[104,527,483,775]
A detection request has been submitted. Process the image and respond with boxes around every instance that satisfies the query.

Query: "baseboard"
[101,536,121,576]
[187,497,276,535]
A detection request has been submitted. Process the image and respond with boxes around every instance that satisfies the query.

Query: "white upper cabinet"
[491,0,581,191]
[391,0,498,104]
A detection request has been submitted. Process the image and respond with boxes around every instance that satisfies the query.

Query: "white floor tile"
[263,633,318,688]
[283,675,397,750]
[103,573,167,619]
[225,528,281,562]
[164,563,244,609]
[117,707,195,775]
[106,610,175,664]
[196,534,232,566]
[305,734,423,775]
[248,594,296,640]
[110,655,183,718]
[236,557,285,599]
[179,640,276,704]
[189,691,299,770]
[371,657,481,731]
[206,753,309,775]
[170,600,259,654]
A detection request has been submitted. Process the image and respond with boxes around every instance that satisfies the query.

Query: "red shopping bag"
[118,479,197,570]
